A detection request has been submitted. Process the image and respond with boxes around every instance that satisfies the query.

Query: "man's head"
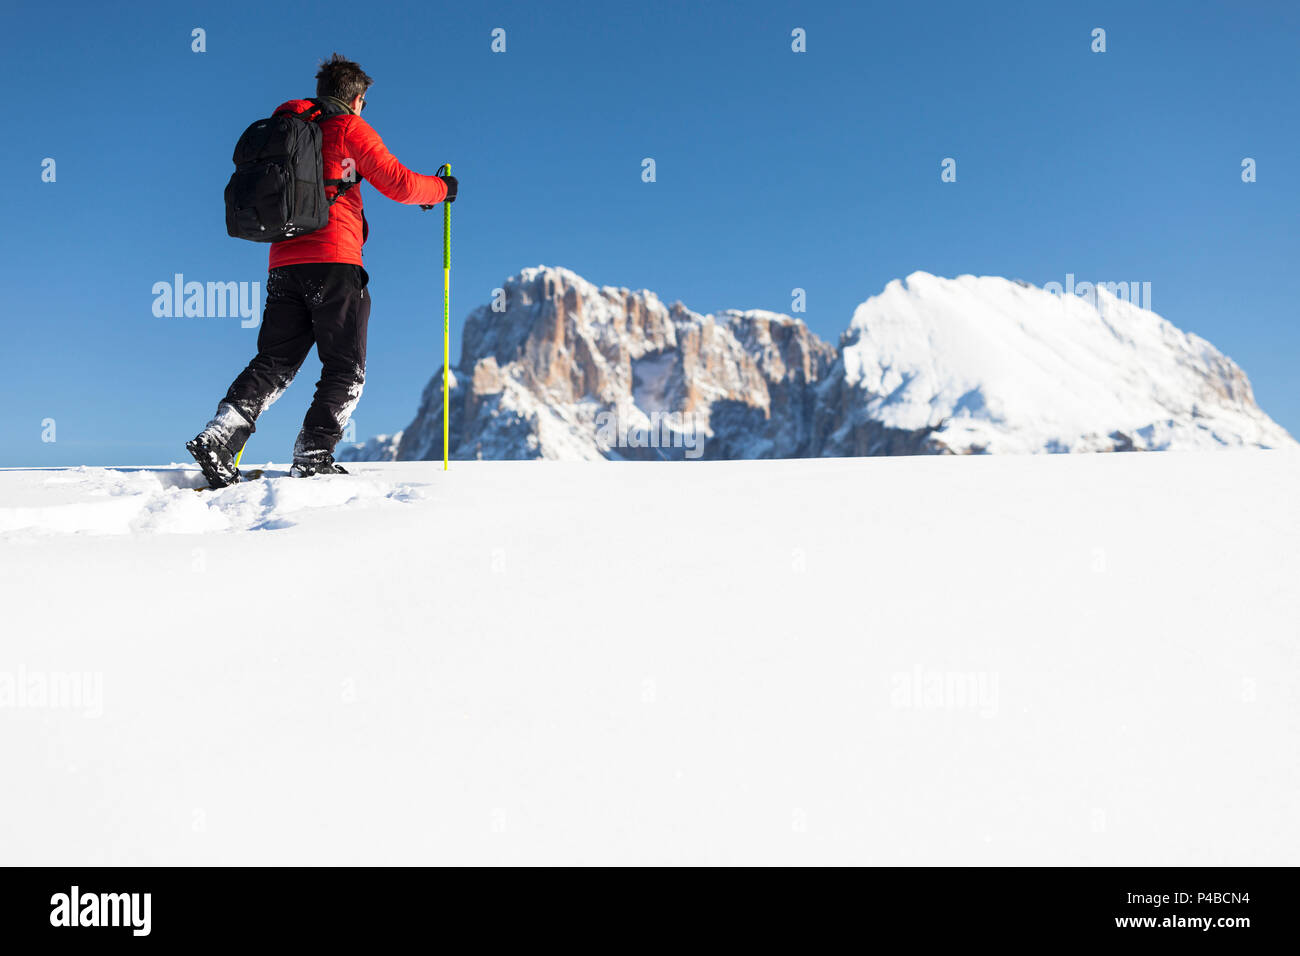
[315,53,373,114]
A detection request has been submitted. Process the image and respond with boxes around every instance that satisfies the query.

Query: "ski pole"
[234,443,246,471]
[437,162,451,471]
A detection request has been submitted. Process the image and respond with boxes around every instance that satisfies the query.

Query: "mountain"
[339,431,403,462]
[339,266,1295,462]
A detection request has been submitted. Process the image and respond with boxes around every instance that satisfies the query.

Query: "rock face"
[340,265,1296,462]
[385,266,837,462]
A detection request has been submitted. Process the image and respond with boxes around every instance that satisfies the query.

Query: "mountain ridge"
[341,265,1296,462]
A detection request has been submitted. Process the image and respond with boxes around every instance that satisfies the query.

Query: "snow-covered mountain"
[340,431,403,462]
[340,266,1295,461]
[824,273,1294,454]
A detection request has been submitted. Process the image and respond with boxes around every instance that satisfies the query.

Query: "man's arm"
[347,117,449,205]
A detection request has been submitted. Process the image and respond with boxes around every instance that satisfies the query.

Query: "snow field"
[1,452,1297,864]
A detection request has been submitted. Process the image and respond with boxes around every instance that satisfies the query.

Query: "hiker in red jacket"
[188,53,456,486]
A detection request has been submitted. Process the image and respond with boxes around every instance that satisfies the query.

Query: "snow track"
[0,465,429,536]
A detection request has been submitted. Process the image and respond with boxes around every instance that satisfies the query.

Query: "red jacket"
[268,99,448,269]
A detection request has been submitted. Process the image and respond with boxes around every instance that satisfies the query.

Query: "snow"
[840,272,1295,453]
[631,350,677,412]
[2,452,1297,864]
[0,464,427,536]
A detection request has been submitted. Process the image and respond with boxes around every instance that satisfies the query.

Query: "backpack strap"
[273,97,349,123]
[273,101,322,122]
[308,96,353,120]
[324,175,362,205]
[274,98,362,204]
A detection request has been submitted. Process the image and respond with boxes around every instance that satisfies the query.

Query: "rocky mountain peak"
[342,266,1295,463]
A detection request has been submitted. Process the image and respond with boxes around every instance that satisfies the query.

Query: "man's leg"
[188,268,315,486]
[219,267,317,446]
[293,264,371,469]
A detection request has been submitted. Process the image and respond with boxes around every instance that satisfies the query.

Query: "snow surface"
[2,453,1298,864]
[840,273,1295,453]
[0,464,427,535]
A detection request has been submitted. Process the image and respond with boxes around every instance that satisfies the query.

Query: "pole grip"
[440,162,451,270]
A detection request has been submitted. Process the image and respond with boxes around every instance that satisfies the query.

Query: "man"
[188,53,456,486]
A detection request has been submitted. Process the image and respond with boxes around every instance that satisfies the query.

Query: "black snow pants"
[221,263,371,463]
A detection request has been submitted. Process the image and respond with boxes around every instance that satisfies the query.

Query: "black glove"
[420,175,458,210]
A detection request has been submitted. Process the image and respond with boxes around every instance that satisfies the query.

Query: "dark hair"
[315,53,373,103]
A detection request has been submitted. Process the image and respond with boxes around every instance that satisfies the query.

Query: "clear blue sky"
[5,0,1298,465]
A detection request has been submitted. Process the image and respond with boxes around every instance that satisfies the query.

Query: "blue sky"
[4,0,1298,465]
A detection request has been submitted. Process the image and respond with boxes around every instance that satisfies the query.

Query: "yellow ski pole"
[438,162,451,471]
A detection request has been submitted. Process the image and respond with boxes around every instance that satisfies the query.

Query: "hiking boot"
[187,401,255,489]
[290,456,349,478]
[186,435,241,488]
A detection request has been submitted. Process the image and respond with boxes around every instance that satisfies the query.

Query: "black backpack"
[224,99,360,242]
